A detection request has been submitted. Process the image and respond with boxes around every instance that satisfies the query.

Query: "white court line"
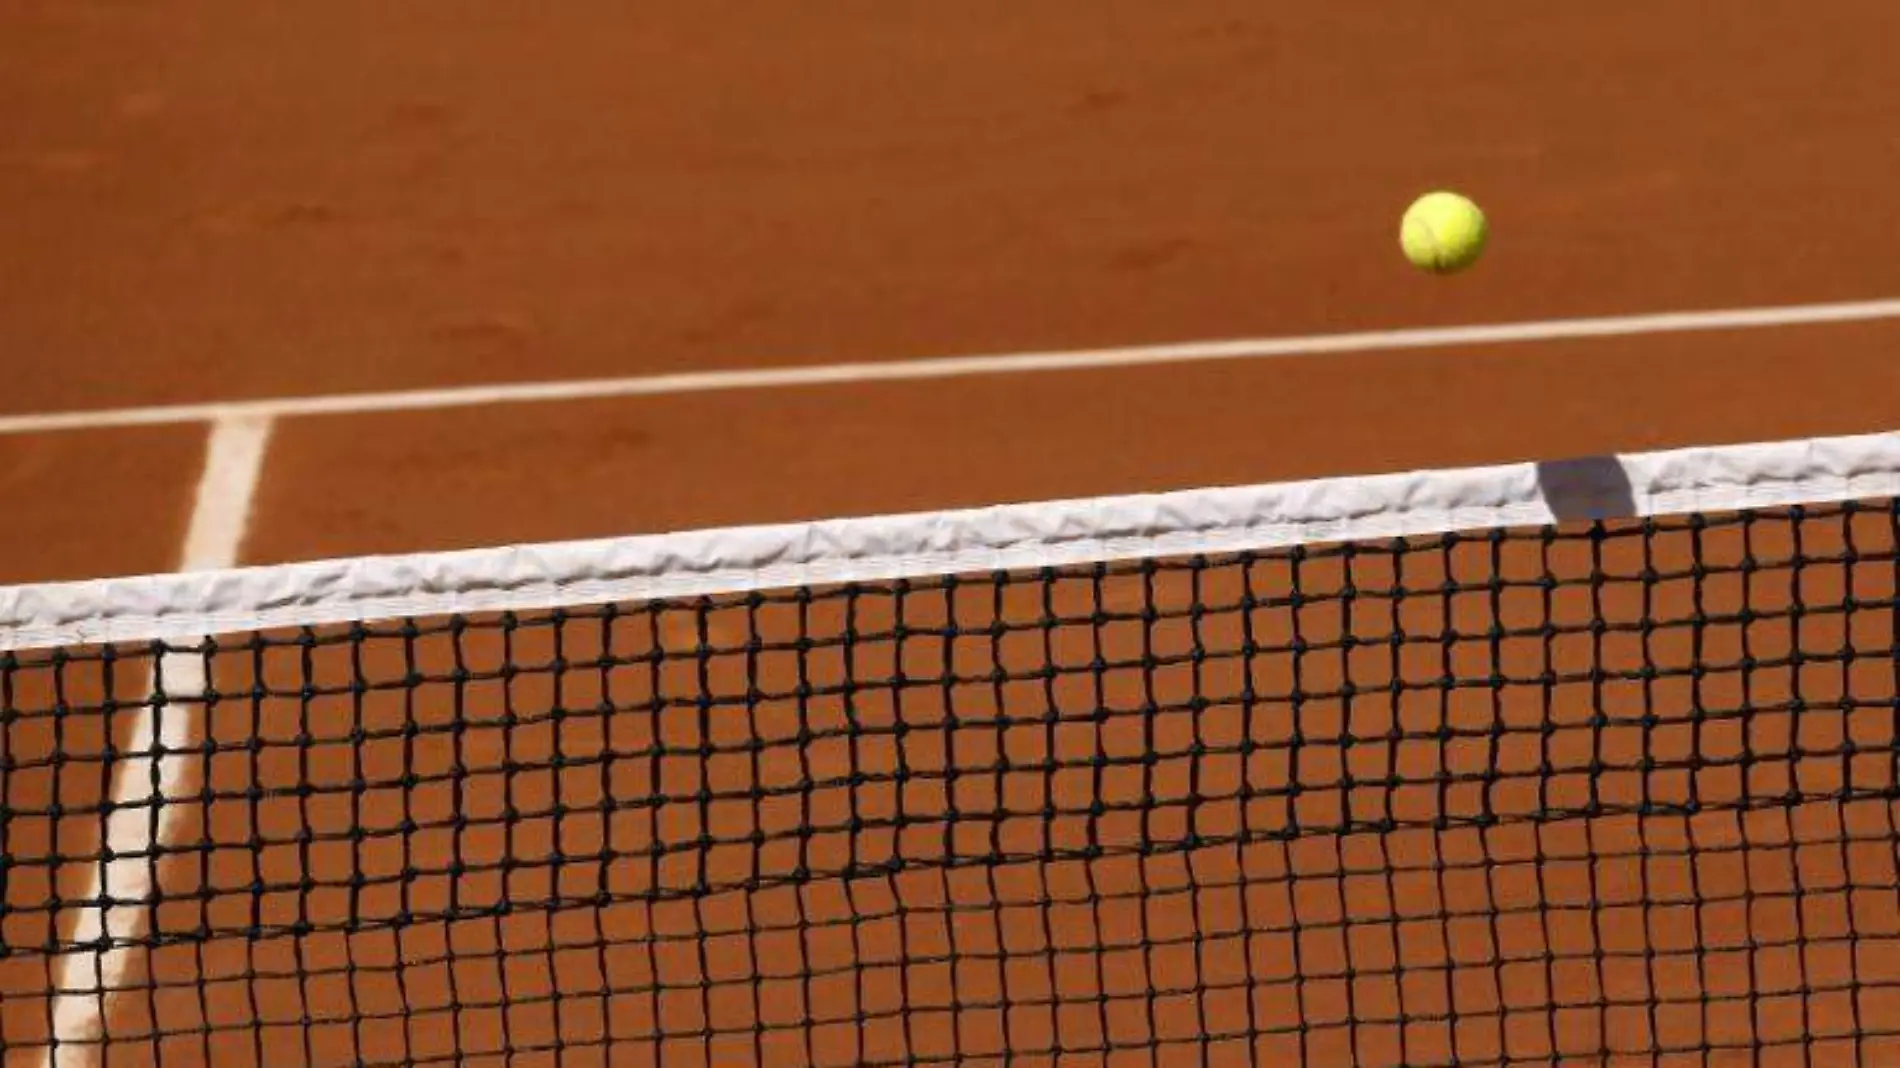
[175,418,274,572]
[44,416,274,1068]
[1,297,1898,436]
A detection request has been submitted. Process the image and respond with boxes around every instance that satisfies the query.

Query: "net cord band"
[4,429,1898,652]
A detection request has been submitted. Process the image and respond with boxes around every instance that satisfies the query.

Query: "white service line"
[175,417,275,572]
[0,297,1897,436]
[44,416,274,1068]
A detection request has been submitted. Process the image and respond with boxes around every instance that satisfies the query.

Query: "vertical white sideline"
[45,415,275,1068]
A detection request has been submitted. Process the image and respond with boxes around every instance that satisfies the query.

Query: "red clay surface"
[9,3,1900,1066]
[249,320,1900,565]
[0,427,205,584]
[7,4,1900,415]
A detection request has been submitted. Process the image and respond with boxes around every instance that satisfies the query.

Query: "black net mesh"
[5,501,1900,1066]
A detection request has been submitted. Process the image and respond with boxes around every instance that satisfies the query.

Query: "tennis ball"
[1400,191,1487,274]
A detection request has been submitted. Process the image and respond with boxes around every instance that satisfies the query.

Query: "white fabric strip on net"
[3,430,1899,652]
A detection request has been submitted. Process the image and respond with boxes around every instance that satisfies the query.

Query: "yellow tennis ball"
[1400,191,1488,274]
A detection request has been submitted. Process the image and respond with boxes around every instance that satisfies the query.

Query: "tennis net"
[6,431,1900,1067]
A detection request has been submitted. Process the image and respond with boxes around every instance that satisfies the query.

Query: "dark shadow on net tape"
[1535,454,1639,524]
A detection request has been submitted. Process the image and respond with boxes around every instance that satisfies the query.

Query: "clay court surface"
[8,3,1900,1065]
